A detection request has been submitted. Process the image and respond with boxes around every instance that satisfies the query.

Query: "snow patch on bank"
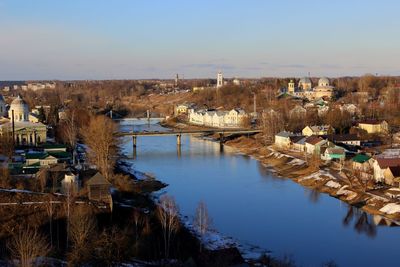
[325,180,341,189]
[182,217,269,261]
[288,158,305,166]
[380,203,400,214]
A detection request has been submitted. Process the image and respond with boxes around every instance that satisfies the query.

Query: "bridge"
[117,128,262,147]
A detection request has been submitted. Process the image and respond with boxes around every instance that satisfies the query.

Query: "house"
[305,136,327,155]
[175,103,195,115]
[326,134,361,146]
[358,120,389,134]
[339,104,359,116]
[61,170,79,194]
[302,125,334,136]
[86,172,112,204]
[225,108,246,127]
[322,147,345,161]
[373,157,400,185]
[352,154,374,181]
[25,152,58,167]
[290,136,306,152]
[275,131,294,149]
[48,151,72,164]
[188,108,247,128]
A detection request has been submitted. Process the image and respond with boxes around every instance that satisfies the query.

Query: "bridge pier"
[176,134,182,146]
[133,135,137,148]
[219,133,224,145]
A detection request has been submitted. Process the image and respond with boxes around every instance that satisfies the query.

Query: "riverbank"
[224,135,400,224]
[161,118,400,223]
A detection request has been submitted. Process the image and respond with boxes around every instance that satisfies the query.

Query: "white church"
[286,77,335,100]
[0,94,47,146]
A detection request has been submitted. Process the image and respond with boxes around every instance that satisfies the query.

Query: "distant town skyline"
[1,0,400,80]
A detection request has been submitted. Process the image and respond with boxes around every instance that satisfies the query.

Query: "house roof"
[42,143,67,149]
[276,131,293,138]
[48,151,71,159]
[326,147,345,155]
[290,135,305,143]
[327,134,359,142]
[309,125,332,132]
[352,154,371,163]
[25,152,48,160]
[86,172,111,186]
[376,158,400,169]
[305,136,325,145]
[389,166,400,177]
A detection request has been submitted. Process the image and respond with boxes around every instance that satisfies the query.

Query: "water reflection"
[307,189,321,204]
[177,145,181,158]
[343,206,377,238]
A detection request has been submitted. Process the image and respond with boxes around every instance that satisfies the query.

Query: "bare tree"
[44,195,54,248]
[68,206,97,264]
[132,209,143,244]
[61,110,78,164]
[8,227,50,267]
[157,195,180,259]
[0,126,14,161]
[193,201,212,252]
[81,115,119,181]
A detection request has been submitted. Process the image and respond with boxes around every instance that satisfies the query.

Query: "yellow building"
[302,125,334,136]
[358,120,389,134]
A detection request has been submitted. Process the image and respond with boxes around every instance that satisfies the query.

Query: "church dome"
[298,77,312,90]
[299,77,311,84]
[8,95,29,122]
[318,77,330,87]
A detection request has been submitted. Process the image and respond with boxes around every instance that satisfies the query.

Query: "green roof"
[25,152,48,160]
[42,143,67,149]
[352,154,371,163]
[48,151,71,159]
[26,162,41,167]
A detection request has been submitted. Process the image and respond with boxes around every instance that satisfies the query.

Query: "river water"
[119,119,399,267]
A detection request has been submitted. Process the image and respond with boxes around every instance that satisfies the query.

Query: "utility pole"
[11,110,15,145]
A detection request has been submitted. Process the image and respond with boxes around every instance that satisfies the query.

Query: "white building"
[217,72,223,88]
[233,78,241,86]
[188,108,246,128]
[285,77,334,100]
[8,95,29,122]
[0,95,47,146]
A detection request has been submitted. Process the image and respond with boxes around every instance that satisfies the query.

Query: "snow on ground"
[336,185,358,200]
[325,180,341,189]
[182,217,268,261]
[118,161,153,181]
[0,188,44,194]
[380,203,400,214]
[299,170,337,182]
[288,158,305,166]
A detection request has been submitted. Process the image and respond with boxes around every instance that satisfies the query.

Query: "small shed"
[86,172,112,203]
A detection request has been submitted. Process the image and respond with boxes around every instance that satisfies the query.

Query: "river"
[119,119,399,267]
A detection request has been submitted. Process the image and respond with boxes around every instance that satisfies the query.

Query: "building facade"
[188,108,246,128]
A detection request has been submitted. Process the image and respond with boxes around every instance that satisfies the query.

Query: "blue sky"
[1,0,400,80]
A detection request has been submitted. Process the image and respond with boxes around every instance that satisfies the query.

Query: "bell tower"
[217,71,223,88]
[288,80,295,94]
